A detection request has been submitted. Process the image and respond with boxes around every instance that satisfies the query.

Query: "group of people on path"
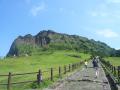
[84,56,99,78]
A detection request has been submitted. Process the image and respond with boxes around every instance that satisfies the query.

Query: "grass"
[0,50,90,90]
[104,57,120,85]
[104,57,120,66]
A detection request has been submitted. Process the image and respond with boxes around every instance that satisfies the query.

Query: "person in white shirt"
[84,60,88,69]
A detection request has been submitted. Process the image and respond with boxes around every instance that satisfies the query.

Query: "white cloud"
[106,0,120,3]
[90,12,98,17]
[89,3,108,17]
[59,8,77,16]
[100,12,108,17]
[30,2,45,16]
[90,11,108,17]
[96,29,119,38]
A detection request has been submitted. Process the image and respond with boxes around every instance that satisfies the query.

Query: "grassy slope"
[0,50,90,90]
[105,57,120,66]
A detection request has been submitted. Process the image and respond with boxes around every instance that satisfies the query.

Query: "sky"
[0,0,120,56]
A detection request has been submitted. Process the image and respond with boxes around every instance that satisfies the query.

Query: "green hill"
[7,30,114,57]
[105,57,120,66]
[0,50,90,90]
[1,51,90,74]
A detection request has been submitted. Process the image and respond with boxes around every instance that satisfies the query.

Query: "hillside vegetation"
[1,30,120,90]
[105,57,120,66]
[7,30,115,57]
[0,50,90,90]
[1,51,90,74]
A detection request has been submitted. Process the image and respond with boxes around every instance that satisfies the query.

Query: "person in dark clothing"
[92,58,99,78]
[92,58,98,67]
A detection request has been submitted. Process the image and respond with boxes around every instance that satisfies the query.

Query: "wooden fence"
[100,59,120,84]
[0,61,84,90]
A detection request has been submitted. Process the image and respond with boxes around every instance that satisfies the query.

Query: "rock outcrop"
[7,30,114,57]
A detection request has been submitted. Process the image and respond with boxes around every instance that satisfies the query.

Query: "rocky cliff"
[7,30,114,57]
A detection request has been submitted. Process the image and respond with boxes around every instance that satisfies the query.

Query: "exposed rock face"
[7,30,114,57]
[35,31,51,46]
[7,30,56,56]
[8,34,35,56]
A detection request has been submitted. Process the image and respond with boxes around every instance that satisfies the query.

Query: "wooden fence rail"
[0,61,84,90]
[101,59,120,84]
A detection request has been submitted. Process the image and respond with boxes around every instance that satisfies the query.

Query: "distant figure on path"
[84,60,88,69]
[83,60,88,77]
[92,57,99,78]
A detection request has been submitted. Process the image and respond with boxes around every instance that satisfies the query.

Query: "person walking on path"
[83,60,88,77]
[92,57,99,78]
[84,60,88,69]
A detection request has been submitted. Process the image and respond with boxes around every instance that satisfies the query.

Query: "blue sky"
[0,0,120,56]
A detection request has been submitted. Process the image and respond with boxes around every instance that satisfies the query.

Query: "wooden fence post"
[75,63,76,69]
[64,65,66,74]
[37,70,42,84]
[73,64,75,70]
[74,63,76,69]
[74,64,75,69]
[110,64,112,71]
[51,68,53,81]
[113,66,116,76]
[112,65,114,73]
[72,64,75,71]
[59,66,61,78]
[77,63,79,68]
[72,64,73,71]
[118,66,120,81]
[69,64,71,72]
[7,72,12,90]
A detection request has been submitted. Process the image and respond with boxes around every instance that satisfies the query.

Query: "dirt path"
[44,61,111,90]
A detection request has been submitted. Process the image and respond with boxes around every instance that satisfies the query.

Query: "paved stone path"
[44,61,111,90]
